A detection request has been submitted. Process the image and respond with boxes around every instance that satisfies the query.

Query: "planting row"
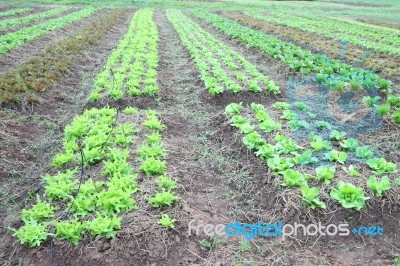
[166,9,280,96]
[220,11,400,80]
[246,10,400,56]
[224,101,399,211]
[0,9,128,103]
[0,7,32,17]
[0,7,97,54]
[12,107,179,247]
[0,7,70,30]
[90,8,159,101]
[194,10,391,92]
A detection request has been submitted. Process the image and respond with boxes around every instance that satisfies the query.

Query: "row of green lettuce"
[0,7,71,30]
[90,8,159,101]
[11,8,179,248]
[0,7,97,54]
[225,101,399,211]
[194,10,400,125]
[166,9,280,96]
[246,10,400,56]
[192,10,392,93]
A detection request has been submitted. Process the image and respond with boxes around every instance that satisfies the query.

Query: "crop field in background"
[0,0,399,265]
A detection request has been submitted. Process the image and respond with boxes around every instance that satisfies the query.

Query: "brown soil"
[0,9,105,75]
[219,11,400,83]
[0,7,80,36]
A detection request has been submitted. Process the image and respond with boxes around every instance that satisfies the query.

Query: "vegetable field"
[0,1,399,265]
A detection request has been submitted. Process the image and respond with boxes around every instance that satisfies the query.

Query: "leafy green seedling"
[148,191,180,207]
[156,175,177,190]
[315,166,336,185]
[293,101,310,111]
[288,119,310,131]
[367,176,391,197]
[367,158,397,174]
[301,185,326,209]
[123,106,139,115]
[293,150,319,165]
[140,157,167,176]
[158,214,176,228]
[343,165,362,177]
[362,96,380,107]
[85,213,121,238]
[330,130,346,141]
[330,181,369,211]
[272,101,290,110]
[224,103,242,115]
[21,195,57,222]
[392,110,400,125]
[355,146,374,159]
[143,115,165,132]
[279,169,307,187]
[386,94,400,107]
[315,121,332,130]
[52,153,74,168]
[242,132,265,149]
[54,219,84,245]
[11,220,49,247]
[340,138,358,151]
[324,150,347,164]
[376,104,390,117]
[307,112,317,119]
[310,136,331,151]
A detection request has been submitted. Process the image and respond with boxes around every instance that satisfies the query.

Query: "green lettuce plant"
[54,219,84,245]
[267,156,295,171]
[242,132,265,149]
[310,136,331,151]
[279,169,307,187]
[148,191,180,207]
[140,157,167,176]
[293,150,319,166]
[85,213,121,238]
[315,166,336,184]
[340,138,358,151]
[300,185,326,209]
[355,146,374,159]
[324,150,347,164]
[158,214,176,228]
[330,181,369,211]
[330,130,346,141]
[367,176,391,197]
[21,195,57,222]
[343,165,362,177]
[156,175,177,190]
[11,220,49,247]
[224,103,242,115]
[367,158,397,174]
